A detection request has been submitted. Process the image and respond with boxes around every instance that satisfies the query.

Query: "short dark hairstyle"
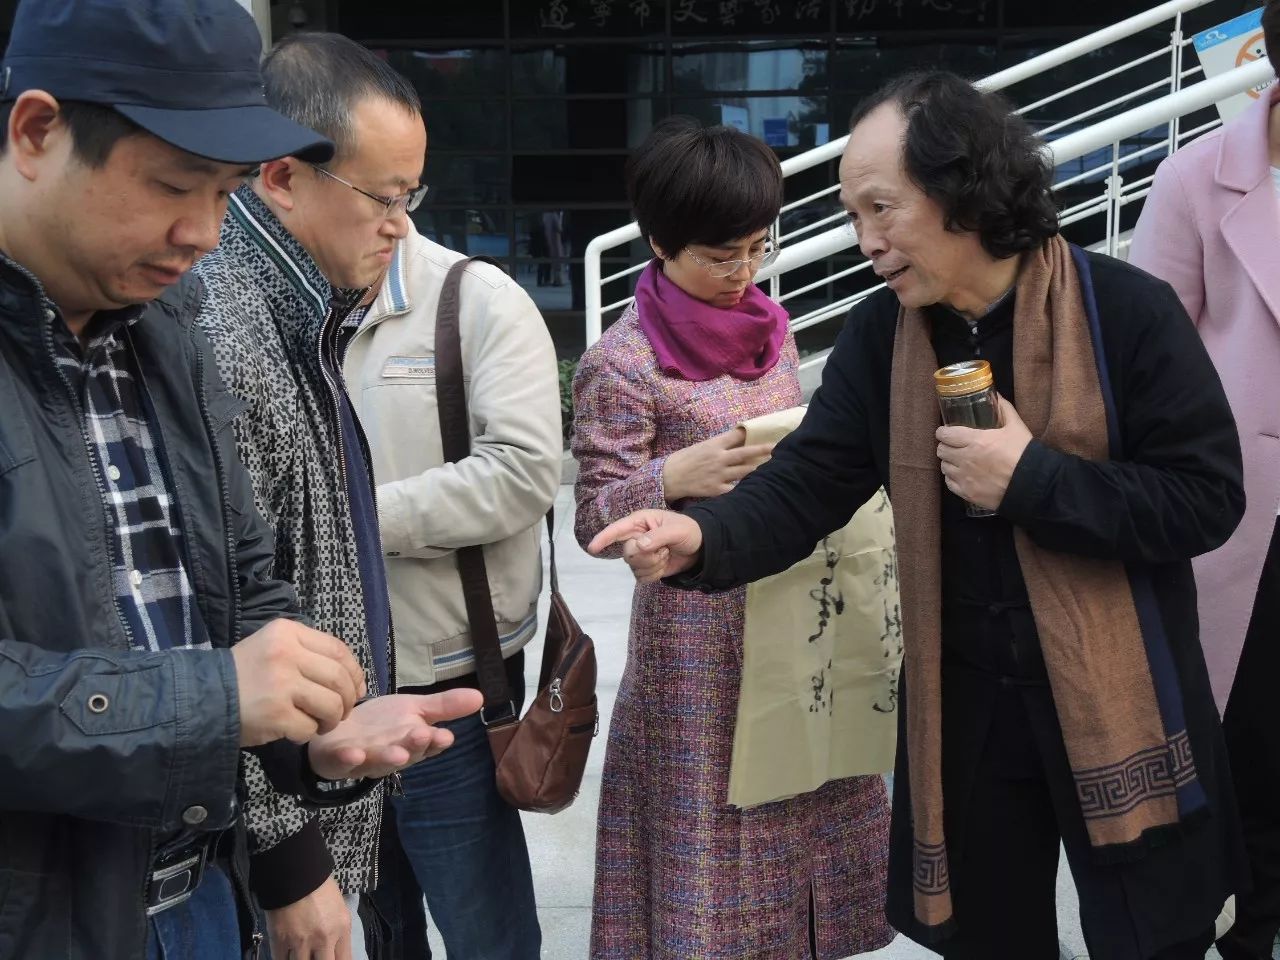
[262,32,422,164]
[0,99,143,166]
[1265,0,1280,73]
[626,115,783,256]
[848,72,1059,259]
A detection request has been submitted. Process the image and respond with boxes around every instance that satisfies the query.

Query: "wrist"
[250,820,334,909]
[305,742,361,787]
[661,454,684,503]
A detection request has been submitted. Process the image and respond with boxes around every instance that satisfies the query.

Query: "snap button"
[108,464,121,482]
[87,693,110,714]
[182,805,209,827]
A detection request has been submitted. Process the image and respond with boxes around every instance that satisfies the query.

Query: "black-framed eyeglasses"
[309,162,428,218]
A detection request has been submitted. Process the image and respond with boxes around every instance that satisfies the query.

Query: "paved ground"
[421,486,1236,959]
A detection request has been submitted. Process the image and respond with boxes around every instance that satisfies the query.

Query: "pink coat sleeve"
[1129,157,1207,325]
[570,344,670,558]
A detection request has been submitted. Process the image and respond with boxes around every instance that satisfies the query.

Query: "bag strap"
[434,256,516,724]
[546,506,559,596]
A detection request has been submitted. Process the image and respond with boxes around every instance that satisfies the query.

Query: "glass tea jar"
[934,359,1000,517]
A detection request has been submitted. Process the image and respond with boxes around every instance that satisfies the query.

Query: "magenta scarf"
[633,259,788,382]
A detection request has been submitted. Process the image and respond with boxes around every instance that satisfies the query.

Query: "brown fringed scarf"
[888,235,1201,934]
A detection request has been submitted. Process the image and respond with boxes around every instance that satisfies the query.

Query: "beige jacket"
[343,223,562,685]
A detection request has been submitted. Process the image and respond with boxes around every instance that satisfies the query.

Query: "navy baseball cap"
[0,0,334,165]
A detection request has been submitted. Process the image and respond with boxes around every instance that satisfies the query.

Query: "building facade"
[0,0,1256,351]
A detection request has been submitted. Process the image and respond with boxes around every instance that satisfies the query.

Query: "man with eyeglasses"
[191,31,433,960]
[336,64,563,960]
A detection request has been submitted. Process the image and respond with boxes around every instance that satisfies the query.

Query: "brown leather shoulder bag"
[433,256,598,814]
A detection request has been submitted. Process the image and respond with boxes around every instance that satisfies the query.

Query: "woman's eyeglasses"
[684,239,780,279]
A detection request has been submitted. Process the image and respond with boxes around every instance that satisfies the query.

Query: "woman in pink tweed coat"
[572,116,893,960]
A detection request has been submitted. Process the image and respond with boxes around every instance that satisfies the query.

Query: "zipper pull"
[389,771,405,798]
[549,679,564,713]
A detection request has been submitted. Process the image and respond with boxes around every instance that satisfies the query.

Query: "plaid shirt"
[52,313,208,652]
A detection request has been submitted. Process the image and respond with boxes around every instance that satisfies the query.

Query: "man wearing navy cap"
[0,2,482,958]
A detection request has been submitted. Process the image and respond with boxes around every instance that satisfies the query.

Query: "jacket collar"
[369,221,418,322]
[0,248,144,352]
[226,185,334,319]
[1215,82,1279,193]
[1215,84,1280,326]
[0,249,52,317]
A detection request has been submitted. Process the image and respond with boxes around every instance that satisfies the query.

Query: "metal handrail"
[774,57,1271,270]
[971,0,1214,93]
[1049,58,1271,164]
[768,0,1220,180]
[1013,46,1173,116]
[583,0,1253,346]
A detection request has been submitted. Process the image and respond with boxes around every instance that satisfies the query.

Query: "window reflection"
[384,49,507,97]
[671,96,830,149]
[417,98,507,152]
[424,155,509,206]
[512,45,665,95]
[513,155,631,203]
[830,42,1001,95]
[413,209,511,259]
[514,99,665,150]
[673,42,827,93]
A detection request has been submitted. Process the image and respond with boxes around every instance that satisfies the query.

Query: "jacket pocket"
[60,665,177,736]
[0,372,36,477]
[0,434,33,478]
[359,378,450,483]
[206,388,249,437]
[486,525,544,623]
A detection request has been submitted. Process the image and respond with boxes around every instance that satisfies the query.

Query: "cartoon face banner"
[1194,8,1275,122]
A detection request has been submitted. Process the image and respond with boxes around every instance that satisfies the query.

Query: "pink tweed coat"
[572,304,893,960]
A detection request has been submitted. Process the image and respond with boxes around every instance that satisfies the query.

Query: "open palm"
[308,688,484,780]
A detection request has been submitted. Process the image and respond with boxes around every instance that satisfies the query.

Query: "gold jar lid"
[934,360,993,398]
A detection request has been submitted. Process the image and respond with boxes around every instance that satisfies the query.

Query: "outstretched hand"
[588,509,705,584]
[307,688,484,781]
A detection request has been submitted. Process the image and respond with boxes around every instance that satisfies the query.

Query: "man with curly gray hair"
[590,71,1248,960]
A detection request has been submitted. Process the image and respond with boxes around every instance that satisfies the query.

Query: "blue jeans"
[387,711,541,960]
[146,863,241,960]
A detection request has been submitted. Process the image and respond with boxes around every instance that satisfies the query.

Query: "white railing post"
[583,238,603,348]
[1168,13,1185,157]
[770,214,782,302]
[1107,142,1123,258]
[583,221,643,348]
